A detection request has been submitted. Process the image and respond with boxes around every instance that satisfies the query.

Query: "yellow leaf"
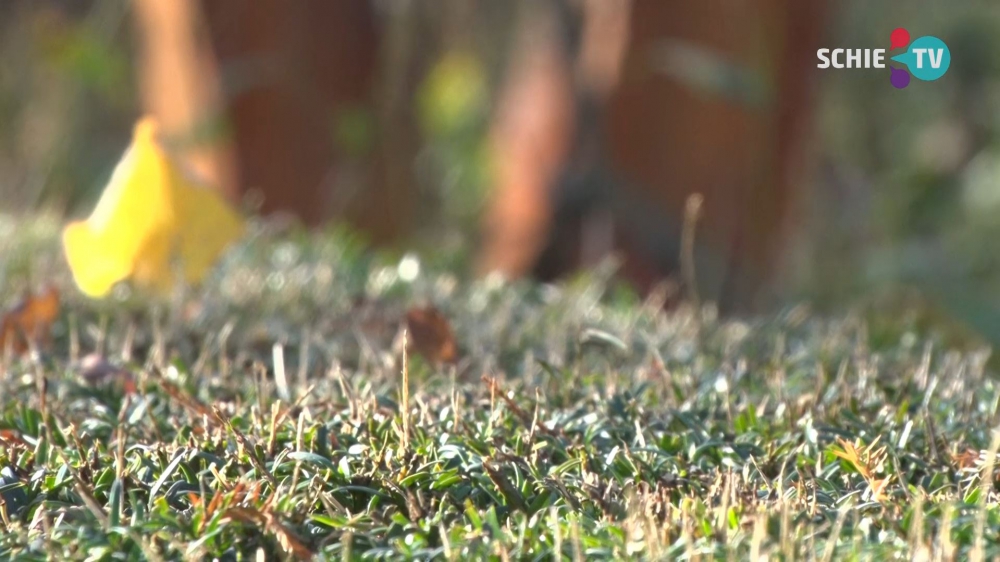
[173,172,245,284]
[62,117,244,298]
[0,286,60,354]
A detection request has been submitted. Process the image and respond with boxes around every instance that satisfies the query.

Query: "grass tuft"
[0,216,998,559]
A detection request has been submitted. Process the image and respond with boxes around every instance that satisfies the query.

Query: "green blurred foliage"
[0,1,136,213]
[417,50,493,235]
[797,0,1000,346]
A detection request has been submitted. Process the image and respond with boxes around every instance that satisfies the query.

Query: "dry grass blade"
[157,374,219,421]
[213,406,278,488]
[830,436,891,502]
[484,458,530,514]
[681,193,703,310]
[222,506,313,560]
[482,375,561,438]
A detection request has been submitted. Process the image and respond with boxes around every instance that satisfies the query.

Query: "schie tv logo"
[817,28,951,89]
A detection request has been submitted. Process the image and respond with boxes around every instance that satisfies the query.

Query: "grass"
[1,215,1000,560]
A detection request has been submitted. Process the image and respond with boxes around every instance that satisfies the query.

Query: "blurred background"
[3,0,1000,344]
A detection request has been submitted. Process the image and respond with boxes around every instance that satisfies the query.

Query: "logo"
[816,28,950,89]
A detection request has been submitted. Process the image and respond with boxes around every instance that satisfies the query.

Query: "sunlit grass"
[0,217,999,559]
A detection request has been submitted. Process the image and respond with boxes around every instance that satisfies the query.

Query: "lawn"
[0,215,999,561]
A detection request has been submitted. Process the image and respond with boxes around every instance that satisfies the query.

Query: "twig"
[401,330,410,451]
[681,193,704,310]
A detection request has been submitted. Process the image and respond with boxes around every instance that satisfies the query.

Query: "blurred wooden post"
[481,0,827,312]
[133,0,413,243]
[198,1,384,229]
[131,0,236,197]
[606,0,826,311]
[477,5,578,279]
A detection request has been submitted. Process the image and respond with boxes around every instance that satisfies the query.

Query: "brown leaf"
[405,306,457,364]
[0,429,27,448]
[951,448,981,471]
[0,285,60,354]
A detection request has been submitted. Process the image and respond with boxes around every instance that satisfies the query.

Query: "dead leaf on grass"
[0,285,59,355]
[404,305,457,364]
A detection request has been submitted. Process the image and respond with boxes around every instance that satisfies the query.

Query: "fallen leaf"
[174,178,246,284]
[0,430,27,448]
[62,117,244,298]
[405,306,457,364]
[950,447,991,473]
[0,286,60,354]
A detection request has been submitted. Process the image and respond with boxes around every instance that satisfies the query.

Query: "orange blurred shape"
[405,306,458,365]
[0,286,60,354]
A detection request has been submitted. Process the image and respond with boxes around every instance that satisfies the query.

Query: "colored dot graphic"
[888,27,951,89]
[890,67,910,89]
[890,27,911,89]
[890,28,910,51]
